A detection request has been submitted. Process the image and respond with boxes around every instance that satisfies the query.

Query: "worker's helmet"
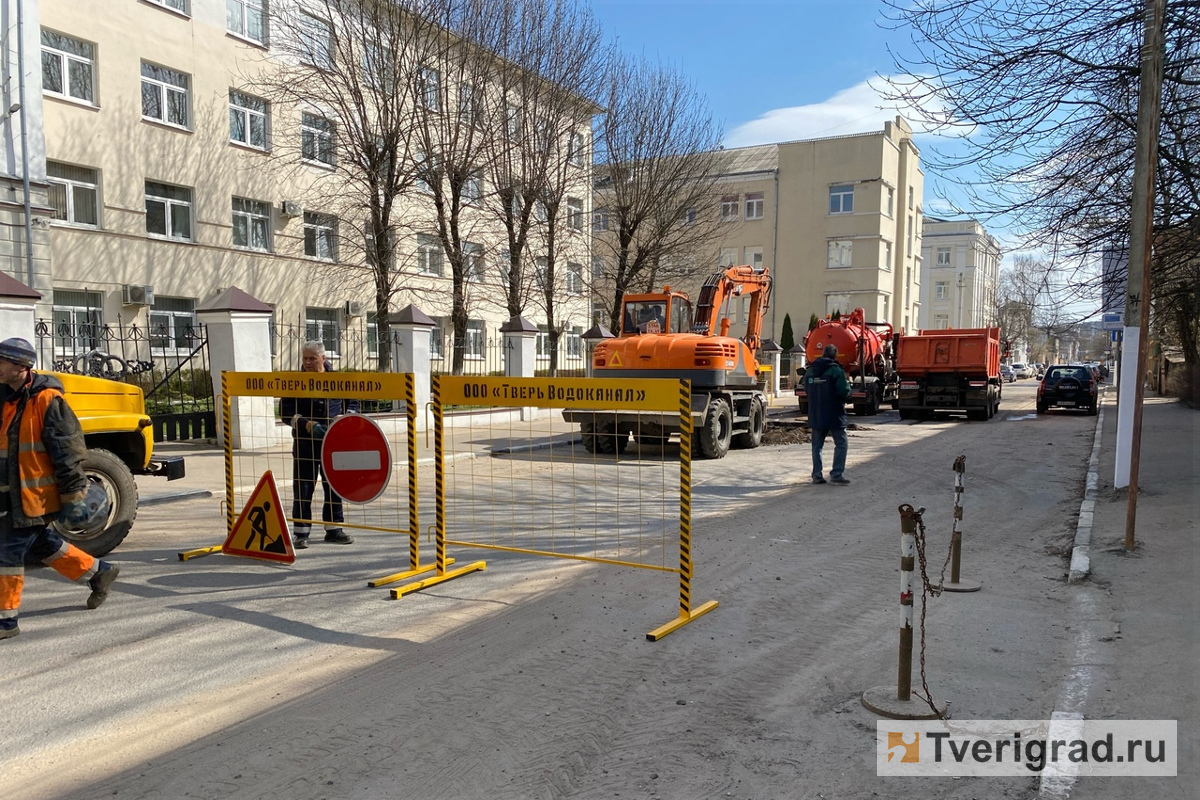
[0,337,36,368]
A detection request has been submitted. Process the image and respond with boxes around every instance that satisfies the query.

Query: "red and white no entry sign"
[320,415,393,504]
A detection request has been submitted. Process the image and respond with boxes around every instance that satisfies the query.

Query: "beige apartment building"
[6,0,593,369]
[919,217,1001,330]
[704,117,924,345]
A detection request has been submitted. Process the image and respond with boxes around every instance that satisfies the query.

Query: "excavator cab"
[619,292,693,336]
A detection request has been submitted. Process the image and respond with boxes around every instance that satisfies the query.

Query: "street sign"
[321,415,393,504]
[222,471,295,563]
[1102,312,1124,330]
[1111,330,1122,343]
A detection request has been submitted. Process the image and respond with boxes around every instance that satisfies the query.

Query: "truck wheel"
[867,386,882,415]
[580,423,599,453]
[898,408,915,420]
[698,399,732,459]
[966,408,988,421]
[52,448,138,557]
[732,398,765,449]
[797,400,808,416]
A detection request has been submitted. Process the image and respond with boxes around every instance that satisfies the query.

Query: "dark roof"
[0,272,42,300]
[196,286,273,313]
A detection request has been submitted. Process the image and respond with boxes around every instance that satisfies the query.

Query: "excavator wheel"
[698,399,732,459]
[732,397,764,449]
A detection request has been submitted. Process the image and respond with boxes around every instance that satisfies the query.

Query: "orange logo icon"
[888,732,920,763]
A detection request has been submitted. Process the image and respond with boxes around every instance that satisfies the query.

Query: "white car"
[1011,363,1033,379]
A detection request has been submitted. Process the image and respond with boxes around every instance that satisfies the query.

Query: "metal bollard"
[944,455,982,592]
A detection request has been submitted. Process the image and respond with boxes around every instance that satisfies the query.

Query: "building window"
[567,197,584,230]
[418,66,441,110]
[41,30,95,105]
[226,0,266,44]
[229,91,268,149]
[884,241,892,271]
[935,281,949,300]
[415,151,439,194]
[459,83,481,127]
[825,294,852,317]
[933,313,950,330]
[829,184,854,214]
[745,192,764,220]
[363,43,394,89]
[719,247,737,267]
[303,212,338,260]
[47,162,99,227]
[232,197,271,251]
[148,0,189,13]
[141,62,190,129]
[827,239,852,269]
[936,247,952,267]
[591,255,606,280]
[305,308,340,356]
[465,319,485,358]
[300,13,333,69]
[592,209,609,231]
[565,326,583,358]
[430,323,444,359]
[505,103,522,140]
[301,112,335,165]
[743,245,763,270]
[366,312,380,357]
[464,170,484,204]
[52,290,103,352]
[145,181,192,240]
[887,187,895,217]
[720,196,739,222]
[905,267,911,309]
[417,233,443,276]
[464,241,484,281]
[534,201,548,223]
[566,261,583,294]
[535,257,549,287]
[567,130,585,166]
[907,216,913,250]
[149,296,197,350]
[365,224,396,269]
[908,185,914,209]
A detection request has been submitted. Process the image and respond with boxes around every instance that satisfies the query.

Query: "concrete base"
[861,686,948,720]
[942,579,982,593]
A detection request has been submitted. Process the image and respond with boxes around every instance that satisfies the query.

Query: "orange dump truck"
[894,328,1002,421]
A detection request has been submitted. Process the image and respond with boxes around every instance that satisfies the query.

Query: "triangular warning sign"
[609,350,623,367]
[222,470,295,564]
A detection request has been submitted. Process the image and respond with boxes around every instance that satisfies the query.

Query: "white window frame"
[232,197,272,252]
[592,209,609,231]
[744,192,764,220]
[145,181,193,241]
[567,130,585,166]
[825,294,852,317]
[720,195,739,222]
[141,62,190,129]
[301,112,335,166]
[417,233,444,276]
[47,162,99,227]
[566,261,583,294]
[229,90,269,150]
[909,185,914,209]
[829,184,854,214]
[567,197,584,230]
[226,0,267,45]
[299,13,333,69]
[884,241,893,271]
[935,281,949,300]
[463,241,484,281]
[149,296,198,352]
[305,307,341,357]
[41,29,95,105]
[933,313,950,330]
[719,247,737,267]
[419,66,441,110]
[464,169,484,204]
[827,239,852,269]
[147,0,189,14]
[459,83,481,127]
[505,103,522,140]
[743,245,763,270]
[303,212,338,261]
[887,187,895,217]
[936,247,952,267]
[465,319,485,358]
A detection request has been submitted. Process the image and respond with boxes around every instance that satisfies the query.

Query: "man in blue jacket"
[804,344,852,485]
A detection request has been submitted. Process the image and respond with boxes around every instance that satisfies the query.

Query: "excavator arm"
[691,265,772,351]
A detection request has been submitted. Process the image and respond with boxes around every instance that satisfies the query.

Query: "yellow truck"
[49,372,186,556]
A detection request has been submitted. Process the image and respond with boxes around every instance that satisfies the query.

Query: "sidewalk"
[1051,393,1198,798]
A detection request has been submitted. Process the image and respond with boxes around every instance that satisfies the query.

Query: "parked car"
[1032,363,1046,379]
[1000,364,1015,383]
[1011,362,1034,379]
[1037,365,1099,415]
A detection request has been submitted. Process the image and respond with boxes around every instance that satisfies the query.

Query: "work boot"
[0,625,19,640]
[87,563,120,609]
[830,476,851,486]
[811,477,827,484]
[324,530,354,545]
[294,536,309,550]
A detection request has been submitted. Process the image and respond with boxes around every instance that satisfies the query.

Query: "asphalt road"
[4,379,1101,800]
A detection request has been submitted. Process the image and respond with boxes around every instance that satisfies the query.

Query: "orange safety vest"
[0,387,63,517]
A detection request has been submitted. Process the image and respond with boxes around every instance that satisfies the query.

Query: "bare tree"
[592,55,727,333]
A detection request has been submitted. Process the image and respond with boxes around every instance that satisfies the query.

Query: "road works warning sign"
[222,471,295,564]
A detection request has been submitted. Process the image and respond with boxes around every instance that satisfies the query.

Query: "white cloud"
[722,76,952,149]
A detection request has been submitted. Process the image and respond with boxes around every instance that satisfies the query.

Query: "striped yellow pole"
[433,374,446,576]
[222,372,234,536]
[407,372,419,571]
[647,380,717,640]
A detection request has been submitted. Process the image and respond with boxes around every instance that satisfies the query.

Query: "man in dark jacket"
[279,341,359,548]
[0,337,119,640]
[804,344,852,485]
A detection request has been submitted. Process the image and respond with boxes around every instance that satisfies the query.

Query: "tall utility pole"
[1115,0,1166,551]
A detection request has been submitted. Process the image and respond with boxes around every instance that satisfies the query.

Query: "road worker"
[0,337,119,640]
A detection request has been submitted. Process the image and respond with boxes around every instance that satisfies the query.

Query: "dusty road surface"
[5,382,1112,799]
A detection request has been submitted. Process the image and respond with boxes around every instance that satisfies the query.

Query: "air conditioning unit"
[122,284,155,306]
[344,300,365,318]
[279,200,302,218]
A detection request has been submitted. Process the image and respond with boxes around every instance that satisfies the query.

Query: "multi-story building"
[702,117,924,343]
[919,217,1000,330]
[3,0,594,371]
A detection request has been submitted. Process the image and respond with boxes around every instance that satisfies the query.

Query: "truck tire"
[966,408,988,421]
[898,408,916,420]
[698,399,732,459]
[732,397,765,449]
[798,400,808,416]
[52,448,138,557]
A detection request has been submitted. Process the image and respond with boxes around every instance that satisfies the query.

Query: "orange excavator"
[566,264,772,459]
